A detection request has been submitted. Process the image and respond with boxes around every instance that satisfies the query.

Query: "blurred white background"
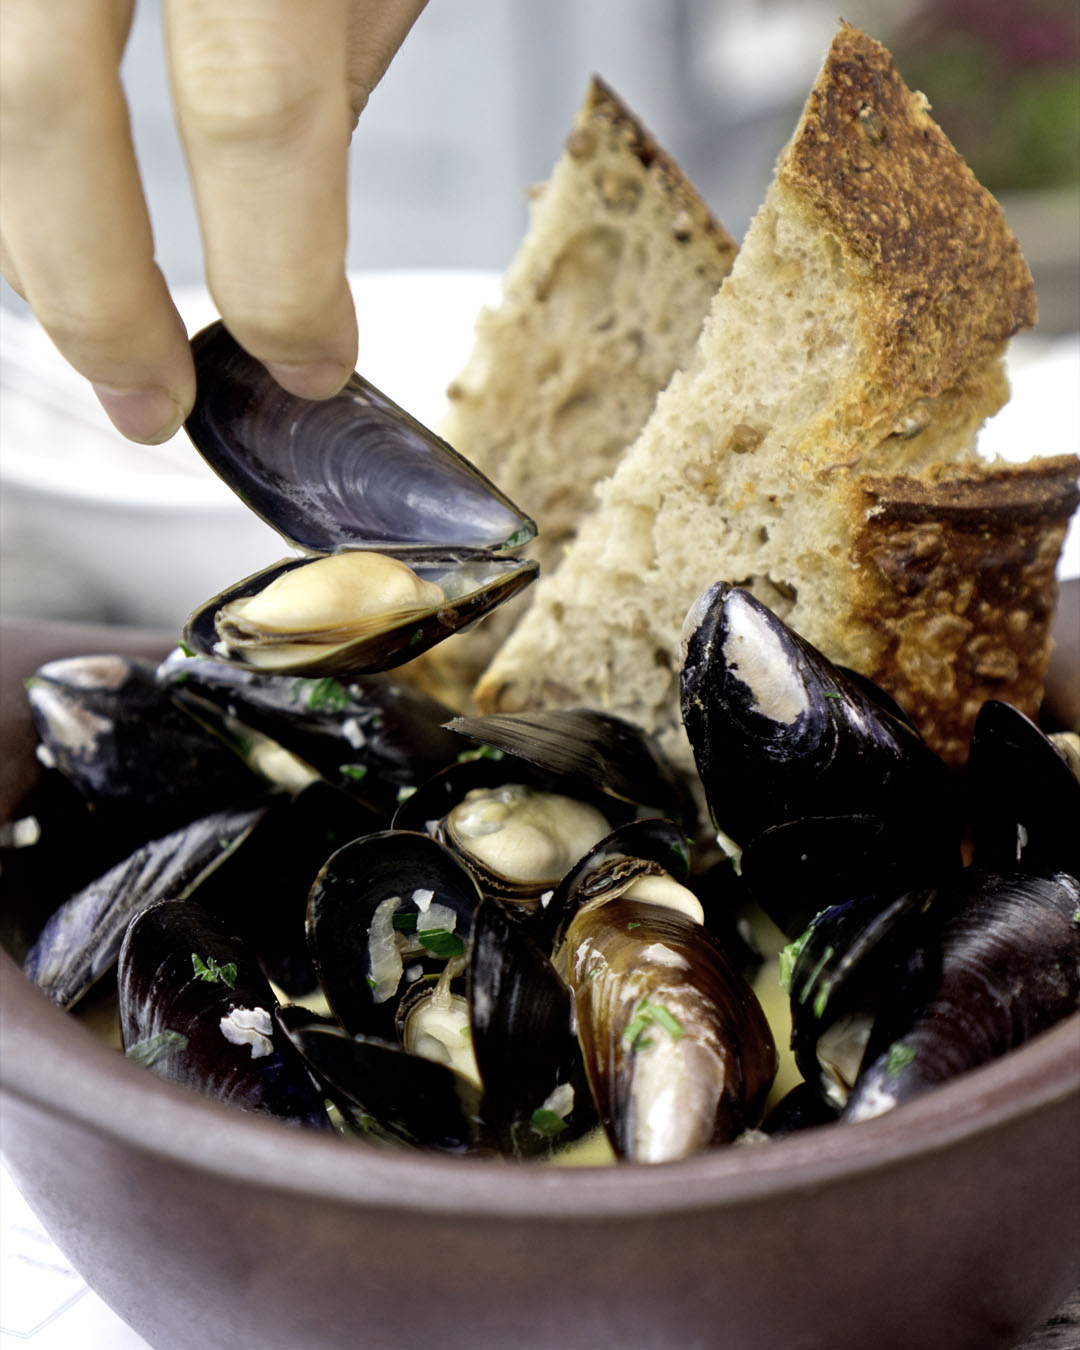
[1,0,1076,626]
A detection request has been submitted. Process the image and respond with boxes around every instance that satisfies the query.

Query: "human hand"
[0,0,429,443]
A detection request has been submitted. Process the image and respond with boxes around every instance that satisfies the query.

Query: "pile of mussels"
[13,324,1080,1164]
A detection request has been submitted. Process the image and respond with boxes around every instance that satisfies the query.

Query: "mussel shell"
[843,868,1080,1122]
[541,816,694,954]
[278,1022,492,1153]
[445,709,698,831]
[26,654,258,835]
[784,886,938,1108]
[186,782,382,995]
[305,829,482,1039]
[183,551,538,678]
[118,898,331,1128]
[679,583,960,855]
[157,648,465,819]
[185,321,537,556]
[967,699,1080,879]
[740,813,948,940]
[22,803,267,1009]
[467,896,594,1157]
[559,895,777,1162]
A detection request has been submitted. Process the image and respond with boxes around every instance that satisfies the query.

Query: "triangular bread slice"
[476,23,1078,767]
[407,78,738,707]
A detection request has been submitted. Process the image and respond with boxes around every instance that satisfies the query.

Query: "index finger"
[165,0,358,398]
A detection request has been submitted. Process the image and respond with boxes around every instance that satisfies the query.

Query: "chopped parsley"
[455,744,506,764]
[177,641,196,658]
[503,526,534,550]
[624,998,685,1051]
[778,926,813,994]
[530,1108,569,1138]
[822,691,842,700]
[408,629,426,648]
[886,1041,917,1077]
[416,929,465,959]
[396,785,418,803]
[126,1030,188,1066]
[291,677,351,713]
[626,921,641,930]
[339,764,369,782]
[192,953,238,987]
[392,912,419,933]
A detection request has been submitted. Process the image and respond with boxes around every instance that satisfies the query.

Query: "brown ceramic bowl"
[1,614,1078,1350]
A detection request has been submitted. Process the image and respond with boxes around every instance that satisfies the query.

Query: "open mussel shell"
[556,892,777,1163]
[679,583,961,863]
[967,699,1080,879]
[183,551,538,679]
[118,898,332,1128]
[186,321,537,556]
[306,829,482,1041]
[181,321,539,677]
[783,886,938,1110]
[393,756,627,914]
[445,709,699,831]
[843,868,1080,1123]
[157,647,465,819]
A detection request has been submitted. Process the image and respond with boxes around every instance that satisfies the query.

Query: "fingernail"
[263,359,351,400]
[92,384,186,444]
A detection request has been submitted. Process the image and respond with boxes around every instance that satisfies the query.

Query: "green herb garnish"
[417,929,465,959]
[455,744,506,764]
[624,998,685,1050]
[291,677,350,713]
[823,691,842,700]
[340,764,368,782]
[126,1030,188,1066]
[886,1041,917,1077]
[626,921,641,930]
[530,1108,569,1138]
[392,912,418,933]
[192,953,238,987]
[778,926,812,994]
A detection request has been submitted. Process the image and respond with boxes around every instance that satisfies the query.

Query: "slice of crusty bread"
[407,77,737,708]
[476,23,1078,768]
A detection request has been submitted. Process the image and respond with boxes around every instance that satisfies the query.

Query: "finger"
[344,0,429,123]
[0,0,194,443]
[165,0,358,399]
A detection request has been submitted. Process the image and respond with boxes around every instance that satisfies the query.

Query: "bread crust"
[850,455,1080,761]
[779,24,1036,463]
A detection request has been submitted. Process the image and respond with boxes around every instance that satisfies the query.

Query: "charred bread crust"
[575,76,737,256]
[780,24,1036,457]
[850,455,1080,761]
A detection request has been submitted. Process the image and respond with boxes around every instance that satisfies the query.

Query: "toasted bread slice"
[477,24,1075,766]
[408,78,737,707]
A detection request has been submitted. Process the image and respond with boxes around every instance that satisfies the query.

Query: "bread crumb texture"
[476,24,1069,769]
[413,77,737,706]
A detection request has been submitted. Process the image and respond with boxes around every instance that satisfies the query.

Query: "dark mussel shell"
[967,699,1080,879]
[26,654,259,836]
[22,803,267,1010]
[843,868,1080,1123]
[783,886,938,1110]
[157,647,464,820]
[467,896,595,1157]
[306,830,482,1041]
[187,782,383,996]
[118,898,331,1128]
[679,583,960,876]
[556,892,777,1163]
[278,1021,492,1154]
[181,321,539,677]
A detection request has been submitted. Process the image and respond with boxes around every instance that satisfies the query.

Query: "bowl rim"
[2,616,1078,1221]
